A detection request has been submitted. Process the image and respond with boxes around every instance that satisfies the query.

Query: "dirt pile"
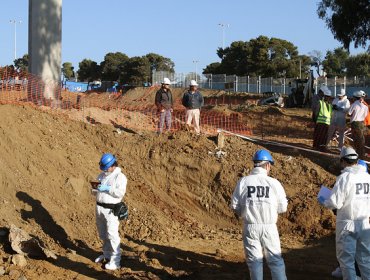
[0,103,341,279]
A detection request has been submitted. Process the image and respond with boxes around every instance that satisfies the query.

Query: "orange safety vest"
[362,100,370,126]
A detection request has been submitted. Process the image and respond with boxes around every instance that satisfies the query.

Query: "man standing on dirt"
[326,89,350,150]
[182,80,204,135]
[311,86,325,122]
[231,150,288,280]
[318,147,370,279]
[348,90,368,159]
[155,78,173,134]
[93,153,127,270]
[313,87,333,151]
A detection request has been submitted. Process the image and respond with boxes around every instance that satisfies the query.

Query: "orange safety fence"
[0,67,252,136]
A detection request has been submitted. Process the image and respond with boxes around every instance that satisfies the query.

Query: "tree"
[345,53,370,78]
[322,47,349,78]
[203,36,301,77]
[317,0,370,50]
[62,62,74,80]
[203,62,222,74]
[145,53,175,73]
[14,54,28,73]
[121,56,151,85]
[100,52,128,81]
[77,59,101,82]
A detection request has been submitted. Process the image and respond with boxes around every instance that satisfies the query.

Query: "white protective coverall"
[95,167,127,266]
[323,165,370,280]
[231,167,288,280]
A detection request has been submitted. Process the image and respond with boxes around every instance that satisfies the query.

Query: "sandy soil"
[0,88,366,279]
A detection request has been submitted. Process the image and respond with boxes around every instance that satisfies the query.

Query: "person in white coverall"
[318,147,370,280]
[94,153,127,270]
[231,149,288,280]
[326,88,350,150]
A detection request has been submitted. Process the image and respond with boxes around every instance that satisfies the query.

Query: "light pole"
[218,23,230,50]
[193,60,199,82]
[9,19,22,61]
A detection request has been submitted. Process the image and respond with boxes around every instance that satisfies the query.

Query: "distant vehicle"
[285,70,314,108]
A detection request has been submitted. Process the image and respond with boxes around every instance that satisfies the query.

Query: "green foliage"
[145,53,175,73]
[122,56,151,85]
[14,54,28,73]
[77,59,101,82]
[345,53,370,78]
[62,62,74,80]
[317,0,370,50]
[204,36,303,77]
[322,47,349,77]
[203,62,222,74]
[100,52,128,81]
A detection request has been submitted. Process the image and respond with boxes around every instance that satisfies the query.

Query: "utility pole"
[218,23,230,50]
[9,19,22,61]
[193,60,199,82]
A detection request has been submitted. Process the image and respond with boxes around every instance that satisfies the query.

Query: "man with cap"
[313,86,333,151]
[318,147,370,279]
[326,88,351,150]
[348,90,368,159]
[93,153,127,270]
[182,80,204,135]
[155,78,174,134]
[231,149,288,280]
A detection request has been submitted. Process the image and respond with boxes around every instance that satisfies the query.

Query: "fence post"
[283,78,286,95]
[224,74,226,90]
[258,76,261,94]
[270,77,273,92]
[234,75,238,92]
[334,76,337,97]
[210,74,212,89]
[247,75,250,93]
[344,76,346,90]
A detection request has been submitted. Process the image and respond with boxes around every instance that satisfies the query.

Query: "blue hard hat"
[99,153,116,171]
[253,149,274,165]
[358,160,368,173]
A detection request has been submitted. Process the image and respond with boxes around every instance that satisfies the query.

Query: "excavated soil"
[0,89,357,279]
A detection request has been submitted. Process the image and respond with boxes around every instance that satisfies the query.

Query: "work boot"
[331,266,342,278]
[105,261,121,270]
[95,255,107,263]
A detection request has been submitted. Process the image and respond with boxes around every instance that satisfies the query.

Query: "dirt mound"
[0,103,340,279]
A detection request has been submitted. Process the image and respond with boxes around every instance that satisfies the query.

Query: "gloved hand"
[317,196,326,206]
[97,184,111,192]
[332,104,338,110]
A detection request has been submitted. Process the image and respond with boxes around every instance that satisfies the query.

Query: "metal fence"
[152,70,370,97]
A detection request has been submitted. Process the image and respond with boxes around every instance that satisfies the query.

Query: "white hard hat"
[320,85,328,92]
[324,88,332,97]
[190,80,198,86]
[340,146,358,160]
[337,89,346,96]
[353,90,366,98]
[162,77,171,85]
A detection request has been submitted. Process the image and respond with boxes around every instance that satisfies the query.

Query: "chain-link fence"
[153,70,370,97]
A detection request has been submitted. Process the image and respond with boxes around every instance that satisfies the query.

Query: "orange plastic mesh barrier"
[0,67,252,135]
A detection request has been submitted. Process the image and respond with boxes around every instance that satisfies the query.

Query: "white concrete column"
[28,0,62,101]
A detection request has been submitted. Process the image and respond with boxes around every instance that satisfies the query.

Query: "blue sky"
[0,0,367,74]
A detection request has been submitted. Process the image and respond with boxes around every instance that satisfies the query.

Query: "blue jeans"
[158,109,172,133]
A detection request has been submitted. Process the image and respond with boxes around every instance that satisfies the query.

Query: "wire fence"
[152,70,370,97]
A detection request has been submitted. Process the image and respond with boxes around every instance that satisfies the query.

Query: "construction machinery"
[285,70,314,108]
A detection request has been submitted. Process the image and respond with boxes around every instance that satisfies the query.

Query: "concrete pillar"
[28,0,62,101]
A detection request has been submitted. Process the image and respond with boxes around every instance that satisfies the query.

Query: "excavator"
[285,70,315,108]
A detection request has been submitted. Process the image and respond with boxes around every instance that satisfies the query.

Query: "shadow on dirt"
[16,191,98,260]
[124,236,247,280]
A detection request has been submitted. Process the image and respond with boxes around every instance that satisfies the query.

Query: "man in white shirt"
[231,150,288,280]
[348,90,369,159]
[318,147,370,279]
[326,89,351,150]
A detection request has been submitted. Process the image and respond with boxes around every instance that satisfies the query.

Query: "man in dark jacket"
[155,78,173,134]
[182,80,204,135]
